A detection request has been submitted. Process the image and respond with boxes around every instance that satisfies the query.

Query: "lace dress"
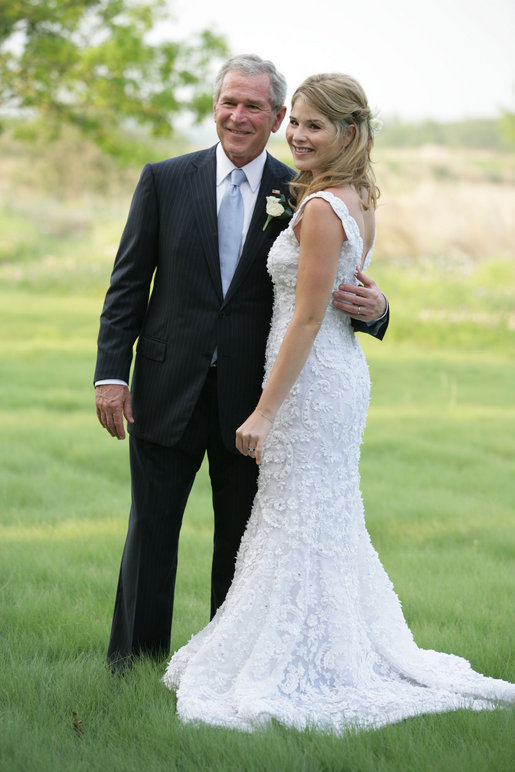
[163,191,514,731]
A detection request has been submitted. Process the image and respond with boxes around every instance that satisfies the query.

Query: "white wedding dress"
[163,191,514,731]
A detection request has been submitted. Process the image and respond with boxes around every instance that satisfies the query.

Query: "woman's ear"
[343,123,356,148]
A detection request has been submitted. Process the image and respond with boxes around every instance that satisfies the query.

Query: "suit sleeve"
[351,304,389,340]
[94,164,159,383]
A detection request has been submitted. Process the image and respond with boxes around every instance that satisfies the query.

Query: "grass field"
[1,282,513,770]
[0,131,514,769]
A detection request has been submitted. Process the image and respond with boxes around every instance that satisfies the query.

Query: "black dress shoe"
[106,655,132,675]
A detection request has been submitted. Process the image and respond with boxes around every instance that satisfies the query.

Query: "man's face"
[214,72,286,167]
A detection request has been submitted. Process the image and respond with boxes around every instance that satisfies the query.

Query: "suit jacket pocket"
[136,335,166,362]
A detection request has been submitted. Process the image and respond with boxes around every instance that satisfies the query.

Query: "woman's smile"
[286,96,344,174]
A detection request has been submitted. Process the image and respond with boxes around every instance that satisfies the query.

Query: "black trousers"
[106,367,259,667]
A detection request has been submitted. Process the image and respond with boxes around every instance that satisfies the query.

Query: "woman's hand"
[235,410,274,464]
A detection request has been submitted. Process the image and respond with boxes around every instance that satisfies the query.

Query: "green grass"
[1,280,514,770]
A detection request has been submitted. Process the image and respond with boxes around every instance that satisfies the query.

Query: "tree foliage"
[0,0,228,156]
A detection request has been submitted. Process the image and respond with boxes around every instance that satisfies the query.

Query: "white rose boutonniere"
[263,190,293,231]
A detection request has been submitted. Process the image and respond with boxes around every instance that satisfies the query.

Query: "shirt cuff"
[95,379,128,387]
[365,295,389,326]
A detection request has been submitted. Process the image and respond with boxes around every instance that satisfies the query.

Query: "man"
[95,55,388,670]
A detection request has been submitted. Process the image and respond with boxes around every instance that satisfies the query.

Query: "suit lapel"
[223,154,293,305]
[187,147,224,301]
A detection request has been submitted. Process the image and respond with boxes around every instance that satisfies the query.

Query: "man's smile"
[226,127,252,135]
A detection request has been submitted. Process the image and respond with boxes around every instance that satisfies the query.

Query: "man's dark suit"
[95,144,389,665]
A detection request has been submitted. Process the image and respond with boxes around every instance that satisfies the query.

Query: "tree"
[0,0,228,156]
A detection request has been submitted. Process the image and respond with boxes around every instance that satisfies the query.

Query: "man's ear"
[272,106,287,133]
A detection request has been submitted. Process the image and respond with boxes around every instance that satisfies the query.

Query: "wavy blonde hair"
[289,73,380,210]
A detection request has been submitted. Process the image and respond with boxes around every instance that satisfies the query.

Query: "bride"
[163,73,514,731]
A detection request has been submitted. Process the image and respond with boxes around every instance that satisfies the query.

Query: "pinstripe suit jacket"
[95,145,295,450]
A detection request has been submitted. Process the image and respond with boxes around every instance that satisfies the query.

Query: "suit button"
[218,311,226,319]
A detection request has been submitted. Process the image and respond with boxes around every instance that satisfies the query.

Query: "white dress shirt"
[215,142,267,257]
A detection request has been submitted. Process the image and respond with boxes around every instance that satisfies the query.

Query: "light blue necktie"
[218,168,246,296]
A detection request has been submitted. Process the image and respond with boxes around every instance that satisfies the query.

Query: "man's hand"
[332,266,386,322]
[96,384,134,440]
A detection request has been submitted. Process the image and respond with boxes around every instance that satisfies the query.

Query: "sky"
[164,0,514,129]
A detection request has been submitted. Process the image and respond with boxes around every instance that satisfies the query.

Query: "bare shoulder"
[326,184,375,226]
[325,186,375,254]
[301,195,345,233]
[325,185,361,211]
[302,195,339,216]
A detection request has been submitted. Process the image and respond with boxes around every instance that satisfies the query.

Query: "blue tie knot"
[230,168,246,188]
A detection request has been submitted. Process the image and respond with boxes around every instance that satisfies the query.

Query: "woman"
[163,74,514,731]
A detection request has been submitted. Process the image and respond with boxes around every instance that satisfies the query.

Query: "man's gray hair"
[213,54,287,112]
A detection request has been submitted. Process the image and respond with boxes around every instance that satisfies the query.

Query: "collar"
[216,143,267,193]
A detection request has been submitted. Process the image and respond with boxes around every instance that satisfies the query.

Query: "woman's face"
[286,96,348,175]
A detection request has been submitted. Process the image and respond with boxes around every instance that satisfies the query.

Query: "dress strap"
[292,191,361,244]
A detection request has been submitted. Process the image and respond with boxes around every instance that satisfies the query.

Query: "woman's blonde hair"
[289,73,380,210]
